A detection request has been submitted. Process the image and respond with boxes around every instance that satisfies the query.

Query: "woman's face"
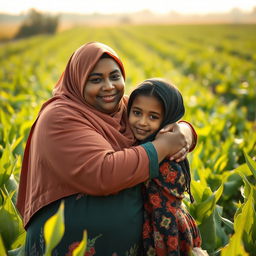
[83,57,125,114]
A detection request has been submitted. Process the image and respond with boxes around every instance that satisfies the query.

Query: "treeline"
[15,9,59,39]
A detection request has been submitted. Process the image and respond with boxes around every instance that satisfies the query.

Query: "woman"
[17,42,196,256]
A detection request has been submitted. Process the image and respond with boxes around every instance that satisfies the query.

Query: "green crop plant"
[0,24,255,255]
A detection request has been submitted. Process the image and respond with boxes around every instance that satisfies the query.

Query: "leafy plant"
[0,24,255,255]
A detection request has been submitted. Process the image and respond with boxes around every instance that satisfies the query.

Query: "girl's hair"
[128,78,194,203]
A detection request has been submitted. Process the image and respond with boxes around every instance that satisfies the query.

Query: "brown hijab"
[17,42,150,228]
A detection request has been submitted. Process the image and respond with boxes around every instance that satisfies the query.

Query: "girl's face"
[129,95,164,141]
[83,57,125,114]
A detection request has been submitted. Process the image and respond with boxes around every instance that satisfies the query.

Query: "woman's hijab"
[17,42,142,227]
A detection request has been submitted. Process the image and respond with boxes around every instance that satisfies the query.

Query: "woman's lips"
[98,94,117,103]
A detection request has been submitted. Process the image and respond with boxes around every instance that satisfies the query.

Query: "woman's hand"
[156,122,194,162]
[152,124,185,163]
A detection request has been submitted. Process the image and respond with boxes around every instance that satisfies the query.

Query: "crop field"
[0,24,256,255]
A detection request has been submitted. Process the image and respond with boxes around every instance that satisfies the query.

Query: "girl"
[128,79,202,256]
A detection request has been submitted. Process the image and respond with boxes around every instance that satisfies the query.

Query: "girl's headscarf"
[127,78,194,202]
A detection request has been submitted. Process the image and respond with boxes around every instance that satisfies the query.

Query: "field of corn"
[0,24,256,256]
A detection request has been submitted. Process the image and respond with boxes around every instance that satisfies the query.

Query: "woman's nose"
[102,79,114,90]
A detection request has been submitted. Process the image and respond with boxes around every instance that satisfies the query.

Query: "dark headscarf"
[128,78,194,202]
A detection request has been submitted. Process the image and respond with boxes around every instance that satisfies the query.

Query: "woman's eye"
[110,73,121,81]
[89,77,102,83]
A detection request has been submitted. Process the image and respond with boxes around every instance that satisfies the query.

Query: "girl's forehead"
[133,94,162,104]
[132,95,164,112]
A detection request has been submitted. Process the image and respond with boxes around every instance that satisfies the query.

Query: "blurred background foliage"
[0,24,255,255]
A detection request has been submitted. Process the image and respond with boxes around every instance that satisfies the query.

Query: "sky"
[1,0,256,15]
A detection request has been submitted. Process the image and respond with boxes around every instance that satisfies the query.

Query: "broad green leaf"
[44,201,65,256]
[236,170,252,200]
[239,190,255,245]
[195,185,223,224]
[10,136,24,152]
[214,154,228,174]
[0,191,23,250]
[195,194,215,223]
[222,189,254,255]
[0,143,13,187]
[4,174,18,205]
[218,214,234,231]
[201,187,212,201]
[191,180,205,203]
[214,206,230,246]
[214,184,224,203]
[243,150,256,179]
[197,166,208,188]
[235,163,252,177]
[0,235,7,256]
[221,233,249,256]
[72,230,87,256]
[9,231,26,252]
[198,213,216,253]
[0,110,11,143]
[222,172,242,200]
[7,245,25,256]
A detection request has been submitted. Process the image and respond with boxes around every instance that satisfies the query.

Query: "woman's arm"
[38,106,192,196]
[38,106,161,196]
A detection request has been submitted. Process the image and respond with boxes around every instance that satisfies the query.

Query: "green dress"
[24,143,158,256]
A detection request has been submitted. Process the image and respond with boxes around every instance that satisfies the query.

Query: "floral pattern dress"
[142,159,201,256]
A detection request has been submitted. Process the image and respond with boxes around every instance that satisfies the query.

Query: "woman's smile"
[98,93,118,103]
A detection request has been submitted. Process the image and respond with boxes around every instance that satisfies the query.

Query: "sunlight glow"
[1,0,255,14]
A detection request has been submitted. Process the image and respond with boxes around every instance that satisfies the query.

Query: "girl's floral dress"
[142,159,201,256]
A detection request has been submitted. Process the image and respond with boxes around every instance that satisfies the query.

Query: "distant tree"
[15,9,59,39]
[119,16,132,24]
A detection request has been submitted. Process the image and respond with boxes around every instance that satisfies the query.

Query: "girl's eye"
[150,115,160,120]
[133,110,141,116]
[89,77,102,83]
[110,73,121,81]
